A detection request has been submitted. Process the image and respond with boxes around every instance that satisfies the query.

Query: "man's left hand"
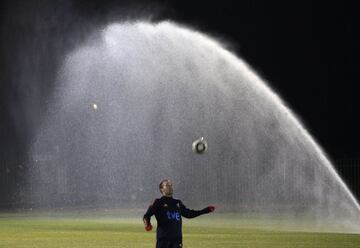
[208,205,215,212]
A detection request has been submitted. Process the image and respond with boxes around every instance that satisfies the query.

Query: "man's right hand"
[145,224,153,231]
[143,218,153,231]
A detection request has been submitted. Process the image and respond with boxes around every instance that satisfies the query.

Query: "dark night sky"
[0,0,359,208]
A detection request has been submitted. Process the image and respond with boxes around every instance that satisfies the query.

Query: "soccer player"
[143,179,215,248]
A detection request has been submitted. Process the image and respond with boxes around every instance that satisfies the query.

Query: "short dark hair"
[159,179,170,192]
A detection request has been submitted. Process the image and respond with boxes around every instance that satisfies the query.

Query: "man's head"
[159,179,173,197]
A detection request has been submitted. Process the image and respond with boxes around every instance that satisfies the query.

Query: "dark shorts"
[156,238,182,248]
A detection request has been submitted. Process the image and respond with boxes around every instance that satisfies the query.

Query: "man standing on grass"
[143,179,215,248]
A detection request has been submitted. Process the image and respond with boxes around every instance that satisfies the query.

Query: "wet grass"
[0,211,359,248]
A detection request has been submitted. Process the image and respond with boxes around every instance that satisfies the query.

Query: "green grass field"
[1,211,359,248]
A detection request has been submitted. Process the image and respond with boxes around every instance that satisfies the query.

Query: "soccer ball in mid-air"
[192,137,208,154]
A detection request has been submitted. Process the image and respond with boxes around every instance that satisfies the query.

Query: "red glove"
[208,205,215,212]
[145,224,153,231]
[143,218,153,231]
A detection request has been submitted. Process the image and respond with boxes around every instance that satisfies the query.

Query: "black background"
[0,0,359,209]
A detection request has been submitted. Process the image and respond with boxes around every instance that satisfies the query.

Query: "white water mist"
[28,21,360,232]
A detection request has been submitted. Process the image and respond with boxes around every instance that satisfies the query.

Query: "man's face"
[161,180,173,197]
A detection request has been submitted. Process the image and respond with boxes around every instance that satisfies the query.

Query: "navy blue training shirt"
[143,196,211,240]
